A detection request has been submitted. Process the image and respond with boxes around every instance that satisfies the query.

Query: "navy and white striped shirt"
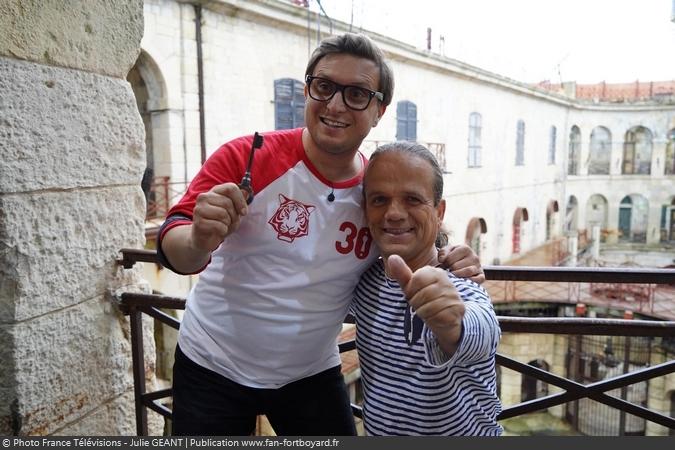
[351,259,503,436]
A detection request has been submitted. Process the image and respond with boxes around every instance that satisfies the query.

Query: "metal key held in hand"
[239,132,264,204]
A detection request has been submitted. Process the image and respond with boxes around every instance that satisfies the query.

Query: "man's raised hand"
[387,255,465,354]
[191,183,249,252]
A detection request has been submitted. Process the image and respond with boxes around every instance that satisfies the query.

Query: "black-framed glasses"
[305,75,384,111]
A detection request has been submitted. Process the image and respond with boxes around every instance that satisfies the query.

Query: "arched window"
[396,100,417,141]
[588,126,611,175]
[128,50,172,223]
[665,128,675,175]
[660,197,675,242]
[274,78,305,130]
[568,126,581,175]
[565,195,579,233]
[465,217,487,257]
[515,120,525,166]
[468,112,482,167]
[622,126,653,174]
[618,196,633,241]
[548,126,557,165]
[586,194,609,242]
[128,62,154,205]
[512,207,529,254]
[619,194,649,243]
[546,200,559,241]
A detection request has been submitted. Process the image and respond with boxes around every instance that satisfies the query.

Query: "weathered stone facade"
[0,0,161,435]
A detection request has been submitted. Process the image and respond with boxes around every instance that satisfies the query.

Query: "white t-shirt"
[161,128,378,388]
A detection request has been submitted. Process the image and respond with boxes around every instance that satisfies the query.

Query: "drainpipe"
[194,3,207,165]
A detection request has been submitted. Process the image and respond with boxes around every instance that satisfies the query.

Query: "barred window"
[548,126,557,165]
[468,112,482,167]
[589,126,612,175]
[622,126,653,175]
[568,126,581,175]
[665,128,675,175]
[515,119,525,166]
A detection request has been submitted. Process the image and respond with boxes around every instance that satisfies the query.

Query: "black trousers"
[171,345,357,436]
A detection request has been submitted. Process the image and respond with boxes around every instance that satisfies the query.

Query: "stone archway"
[127,50,172,220]
[465,217,487,257]
[546,200,559,241]
[618,194,649,243]
[586,194,608,242]
[512,207,529,254]
[565,196,579,234]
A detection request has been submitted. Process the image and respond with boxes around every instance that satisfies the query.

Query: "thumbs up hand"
[387,255,465,355]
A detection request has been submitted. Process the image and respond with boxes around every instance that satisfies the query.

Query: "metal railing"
[116,248,675,436]
[144,177,189,221]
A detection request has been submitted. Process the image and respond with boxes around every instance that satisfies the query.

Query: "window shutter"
[274,78,305,130]
[396,101,417,141]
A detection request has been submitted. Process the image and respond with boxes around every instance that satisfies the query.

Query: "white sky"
[313,0,675,84]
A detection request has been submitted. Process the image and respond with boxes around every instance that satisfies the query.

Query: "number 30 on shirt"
[335,222,372,259]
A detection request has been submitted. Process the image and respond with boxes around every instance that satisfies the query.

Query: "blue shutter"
[516,120,525,165]
[293,79,305,128]
[274,78,305,130]
[396,100,417,141]
[407,102,417,141]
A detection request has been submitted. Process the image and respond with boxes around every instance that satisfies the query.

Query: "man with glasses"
[157,33,484,436]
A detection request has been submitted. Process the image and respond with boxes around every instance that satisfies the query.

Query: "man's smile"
[320,117,349,128]
[383,227,414,236]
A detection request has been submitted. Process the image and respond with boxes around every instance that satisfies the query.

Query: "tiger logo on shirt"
[268,194,316,242]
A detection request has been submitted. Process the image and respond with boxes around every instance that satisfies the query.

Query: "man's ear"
[437,199,446,222]
[373,104,387,127]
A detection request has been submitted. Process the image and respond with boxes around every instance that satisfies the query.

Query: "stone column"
[568,234,578,266]
[591,225,601,260]
[0,0,160,435]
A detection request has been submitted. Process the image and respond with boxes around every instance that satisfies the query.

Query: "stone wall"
[0,0,161,435]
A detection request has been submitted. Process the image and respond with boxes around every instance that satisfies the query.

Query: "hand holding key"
[190,183,249,252]
[238,132,264,205]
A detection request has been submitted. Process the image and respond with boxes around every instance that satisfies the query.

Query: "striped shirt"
[352,259,503,436]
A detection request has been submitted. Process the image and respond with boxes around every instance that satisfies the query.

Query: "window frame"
[468,112,482,167]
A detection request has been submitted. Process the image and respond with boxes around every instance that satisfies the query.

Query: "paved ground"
[500,411,581,436]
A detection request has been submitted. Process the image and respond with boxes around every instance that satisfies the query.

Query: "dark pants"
[171,345,357,436]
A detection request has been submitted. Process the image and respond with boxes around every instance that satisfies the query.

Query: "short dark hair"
[305,33,394,107]
[365,142,448,247]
